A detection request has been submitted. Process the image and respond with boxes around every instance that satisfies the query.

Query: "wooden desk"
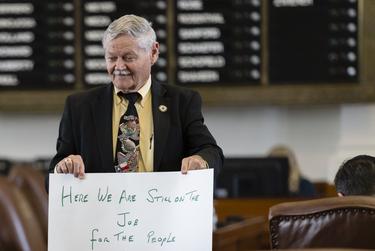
[213,217,268,251]
[214,182,337,222]
[215,198,305,222]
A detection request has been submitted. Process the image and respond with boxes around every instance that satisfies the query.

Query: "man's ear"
[338,192,344,197]
[150,42,159,65]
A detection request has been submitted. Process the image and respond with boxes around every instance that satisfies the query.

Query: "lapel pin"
[159,105,167,112]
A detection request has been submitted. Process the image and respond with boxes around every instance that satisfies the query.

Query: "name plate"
[48,169,213,251]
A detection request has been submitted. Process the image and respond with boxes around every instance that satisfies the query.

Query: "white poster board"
[48,169,213,251]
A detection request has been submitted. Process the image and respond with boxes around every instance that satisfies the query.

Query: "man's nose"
[115,58,126,69]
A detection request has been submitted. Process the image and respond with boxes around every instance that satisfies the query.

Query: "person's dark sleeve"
[45,96,77,192]
[298,177,317,197]
[182,91,224,171]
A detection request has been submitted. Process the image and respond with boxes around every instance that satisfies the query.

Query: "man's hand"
[180,155,208,174]
[55,154,85,179]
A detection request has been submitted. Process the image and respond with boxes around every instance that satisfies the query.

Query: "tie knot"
[119,92,140,105]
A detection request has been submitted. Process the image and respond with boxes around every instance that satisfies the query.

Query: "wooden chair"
[269,196,375,249]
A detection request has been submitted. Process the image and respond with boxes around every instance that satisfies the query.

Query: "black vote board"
[0,0,359,90]
[174,0,262,85]
[81,0,168,87]
[0,1,75,89]
[268,0,358,83]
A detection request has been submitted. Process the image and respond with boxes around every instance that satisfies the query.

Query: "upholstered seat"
[8,164,48,243]
[269,196,375,249]
[0,176,46,251]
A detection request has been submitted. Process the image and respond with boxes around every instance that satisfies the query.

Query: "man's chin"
[113,81,135,91]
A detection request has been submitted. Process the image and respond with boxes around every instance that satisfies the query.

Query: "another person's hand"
[181,155,208,174]
[55,154,85,179]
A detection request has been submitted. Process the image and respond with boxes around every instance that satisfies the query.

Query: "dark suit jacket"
[48,81,223,175]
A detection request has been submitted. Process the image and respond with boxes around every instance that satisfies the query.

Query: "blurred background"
[1,0,375,250]
[1,0,374,182]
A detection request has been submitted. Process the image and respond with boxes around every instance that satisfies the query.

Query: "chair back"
[8,164,48,243]
[269,196,375,249]
[0,176,46,251]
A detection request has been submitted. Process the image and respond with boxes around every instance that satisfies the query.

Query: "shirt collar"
[113,76,152,107]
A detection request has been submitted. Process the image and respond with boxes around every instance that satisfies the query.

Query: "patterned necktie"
[115,92,140,172]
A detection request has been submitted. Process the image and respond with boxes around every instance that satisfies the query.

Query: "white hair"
[102,14,156,51]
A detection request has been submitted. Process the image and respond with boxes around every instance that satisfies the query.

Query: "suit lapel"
[152,82,170,171]
[90,84,114,172]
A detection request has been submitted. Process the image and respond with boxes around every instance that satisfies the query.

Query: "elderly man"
[49,14,223,179]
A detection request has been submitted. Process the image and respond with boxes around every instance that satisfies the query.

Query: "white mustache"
[113,69,131,76]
